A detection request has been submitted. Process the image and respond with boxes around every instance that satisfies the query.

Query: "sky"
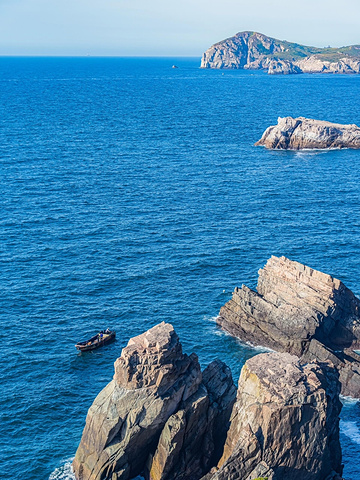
[0,0,360,56]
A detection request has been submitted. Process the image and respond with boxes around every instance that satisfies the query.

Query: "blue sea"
[1,57,360,480]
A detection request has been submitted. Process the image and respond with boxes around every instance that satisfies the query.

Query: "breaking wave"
[341,421,360,445]
[49,458,75,480]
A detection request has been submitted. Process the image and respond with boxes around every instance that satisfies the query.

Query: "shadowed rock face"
[255,117,360,150]
[200,31,360,74]
[72,322,236,480]
[205,352,343,480]
[218,255,360,397]
[146,359,236,480]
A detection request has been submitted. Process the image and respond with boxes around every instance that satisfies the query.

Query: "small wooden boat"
[75,329,116,352]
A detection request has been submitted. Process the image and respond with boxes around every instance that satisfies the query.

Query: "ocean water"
[1,57,360,480]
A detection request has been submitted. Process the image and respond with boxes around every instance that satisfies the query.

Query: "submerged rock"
[72,322,236,480]
[218,255,360,397]
[255,116,360,150]
[205,352,343,480]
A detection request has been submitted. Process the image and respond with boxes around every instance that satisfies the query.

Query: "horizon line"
[0,54,202,58]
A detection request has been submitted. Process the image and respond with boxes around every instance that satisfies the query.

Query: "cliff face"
[206,352,342,480]
[255,117,360,150]
[200,31,360,74]
[218,256,360,397]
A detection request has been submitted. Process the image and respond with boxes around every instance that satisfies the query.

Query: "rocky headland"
[200,31,360,74]
[255,117,360,150]
[73,322,343,480]
[218,255,360,398]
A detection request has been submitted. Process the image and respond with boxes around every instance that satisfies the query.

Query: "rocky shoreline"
[255,117,360,150]
[200,31,360,75]
[73,320,344,480]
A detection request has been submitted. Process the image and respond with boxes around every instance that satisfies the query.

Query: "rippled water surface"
[1,57,360,480]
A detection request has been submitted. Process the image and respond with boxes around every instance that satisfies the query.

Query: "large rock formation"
[73,321,345,480]
[200,31,360,74]
[218,255,360,397]
[204,352,343,480]
[72,322,236,480]
[255,117,360,150]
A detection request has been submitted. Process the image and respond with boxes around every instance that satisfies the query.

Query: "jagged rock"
[147,384,209,480]
[207,352,342,480]
[255,116,360,150]
[218,255,360,397]
[73,322,235,480]
[219,256,360,355]
[146,359,236,480]
[200,31,360,75]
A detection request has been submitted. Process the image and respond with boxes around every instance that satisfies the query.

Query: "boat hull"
[75,332,116,352]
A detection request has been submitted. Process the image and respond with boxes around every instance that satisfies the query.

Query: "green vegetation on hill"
[235,32,360,62]
[265,38,360,62]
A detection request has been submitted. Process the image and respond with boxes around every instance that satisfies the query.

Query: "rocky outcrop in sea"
[255,117,360,150]
[218,255,360,398]
[204,352,342,480]
[72,322,236,480]
[200,31,360,74]
[73,321,344,480]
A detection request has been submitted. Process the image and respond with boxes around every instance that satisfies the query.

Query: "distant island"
[201,31,360,74]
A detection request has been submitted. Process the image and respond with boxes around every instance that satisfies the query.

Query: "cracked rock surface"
[73,321,344,480]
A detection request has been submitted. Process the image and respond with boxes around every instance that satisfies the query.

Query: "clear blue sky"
[0,0,359,56]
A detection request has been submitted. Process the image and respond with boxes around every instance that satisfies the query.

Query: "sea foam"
[341,421,360,445]
[49,458,75,480]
